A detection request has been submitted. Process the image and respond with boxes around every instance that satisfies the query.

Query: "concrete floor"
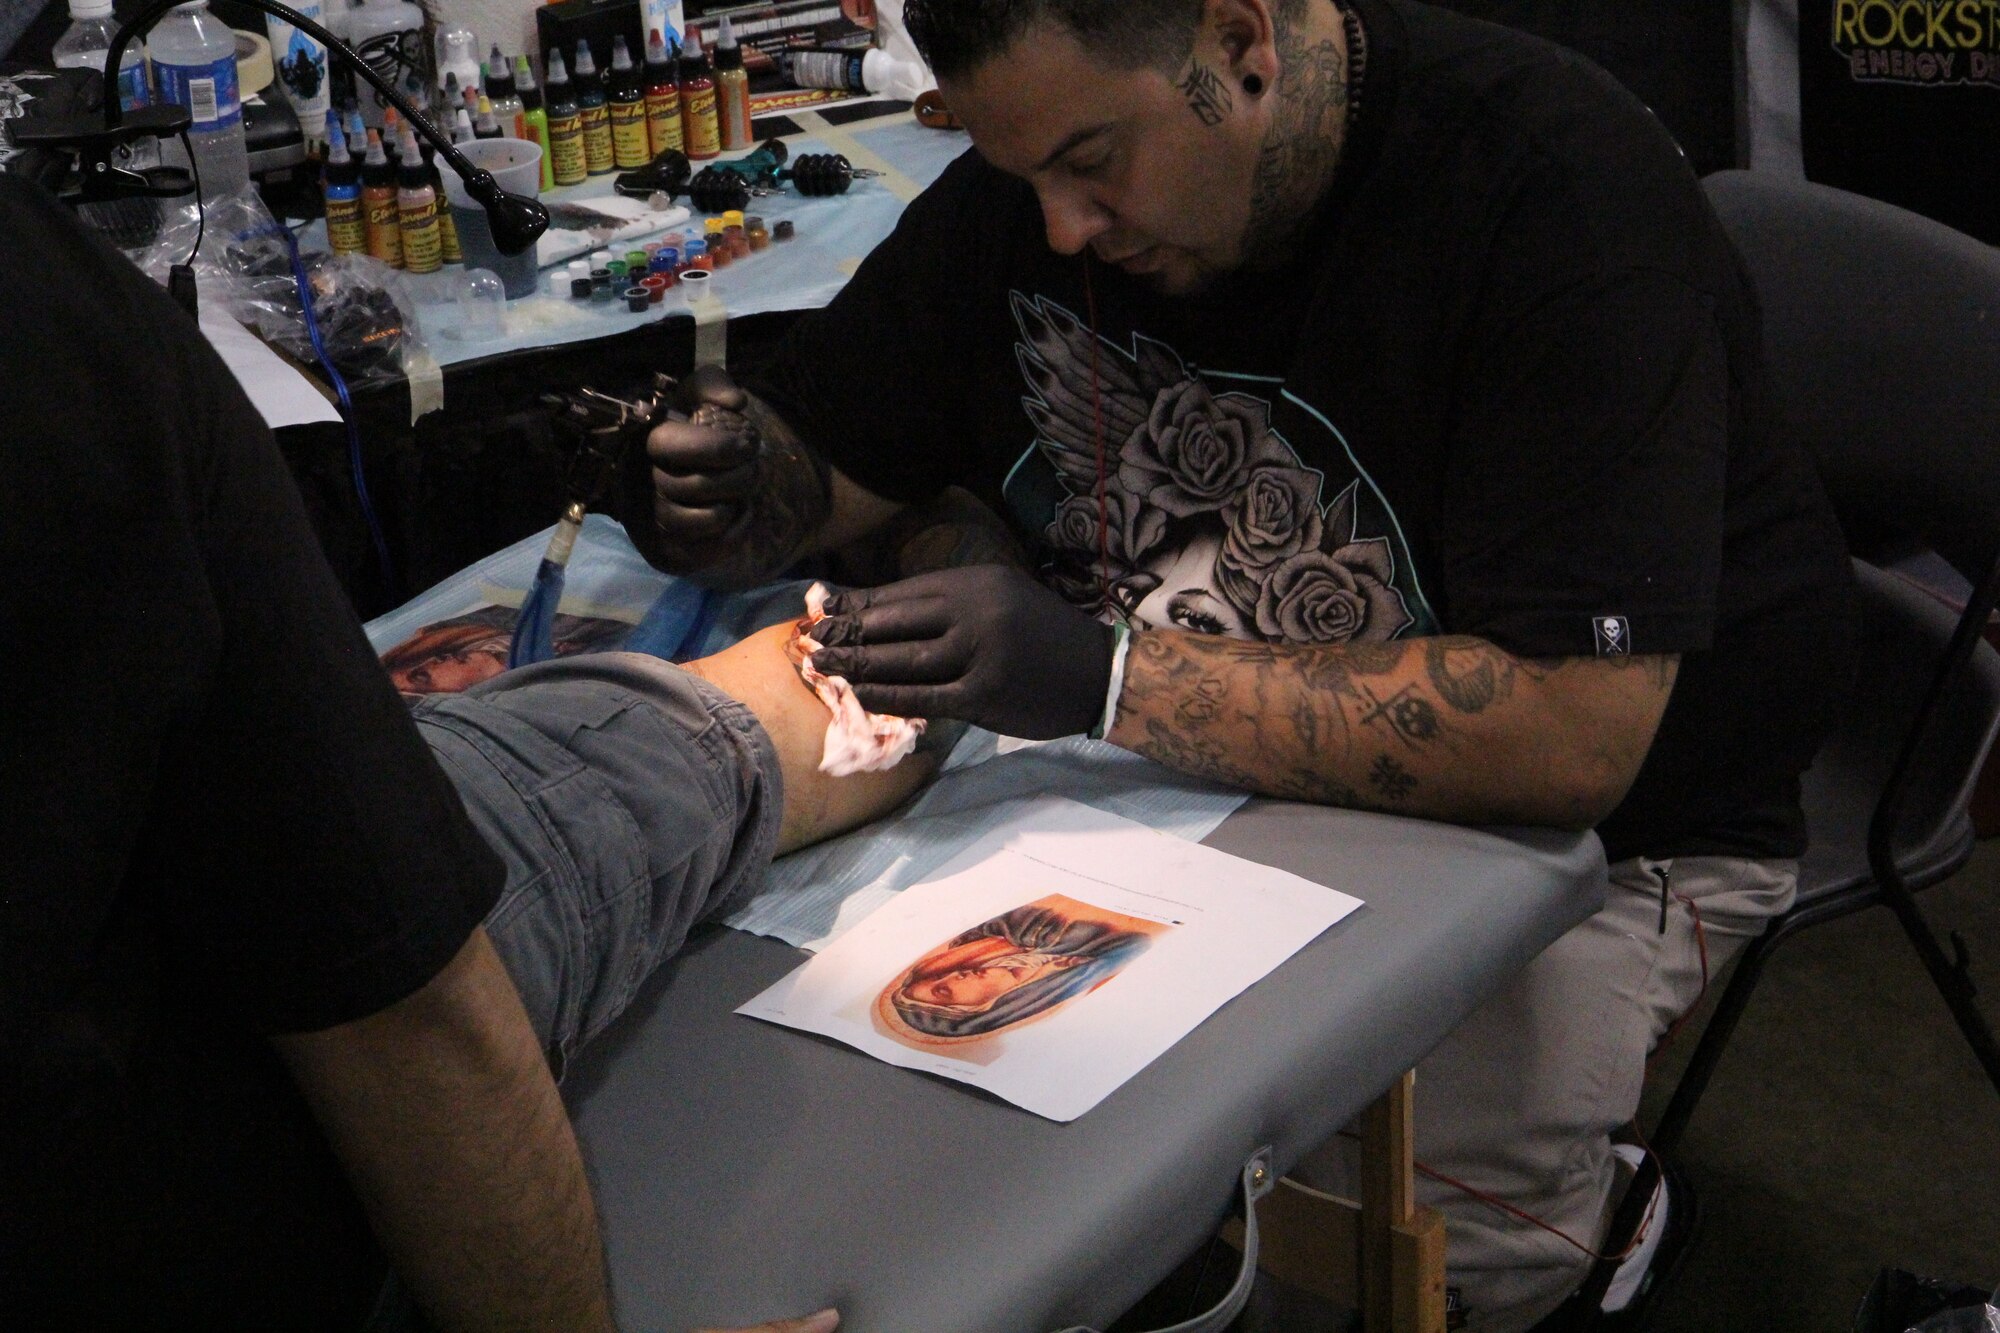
[1644,839,2000,1330]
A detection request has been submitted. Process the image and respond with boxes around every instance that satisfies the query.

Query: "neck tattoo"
[1241,0,1367,265]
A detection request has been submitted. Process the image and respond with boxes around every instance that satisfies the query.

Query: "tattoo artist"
[632,0,1853,1327]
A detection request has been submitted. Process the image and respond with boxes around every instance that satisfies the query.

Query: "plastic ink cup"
[649,249,672,273]
[624,285,649,312]
[678,268,710,303]
[704,216,724,236]
[686,238,710,270]
[746,217,768,250]
[642,274,667,303]
[773,219,795,242]
[659,247,680,274]
[710,240,733,267]
[722,208,744,230]
[590,248,614,269]
[607,259,628,280]
[571,276,593,297]
[663,230,684,248]
[625,249,648,271]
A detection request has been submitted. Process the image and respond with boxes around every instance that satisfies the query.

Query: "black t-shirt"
[0,176,504,1327]
[751,0,1853,863]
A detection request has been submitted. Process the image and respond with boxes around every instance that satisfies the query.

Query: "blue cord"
[263,222,400,596]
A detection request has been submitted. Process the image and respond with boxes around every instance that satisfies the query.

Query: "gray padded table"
[564,799,1605,1332]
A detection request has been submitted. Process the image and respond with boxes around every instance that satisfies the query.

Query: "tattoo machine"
[508,381,673,669]
[521,374,751,663]
[613,139,880,213]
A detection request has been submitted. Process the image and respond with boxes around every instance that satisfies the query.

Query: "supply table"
[277,104,970,616]
[565,801,1605,1332]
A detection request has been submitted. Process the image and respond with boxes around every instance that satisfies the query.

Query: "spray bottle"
[322,117,365,255]
[643,29,684,155]
[361,127,402,267]
[515,54,553,191]
[543,46,587,186]
[395,126,442,273]
[677,26,719,161]
[713,15,750,151]
[607,34,650,169]
[574,40,615,175]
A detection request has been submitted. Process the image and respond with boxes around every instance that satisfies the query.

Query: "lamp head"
[459,168,549,256]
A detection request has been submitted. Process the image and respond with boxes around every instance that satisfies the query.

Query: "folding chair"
[1561,170,2000,1330]
[1649,170,2000,1154]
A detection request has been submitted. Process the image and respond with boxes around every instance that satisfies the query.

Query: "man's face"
[941,22,1267,295]
[914,952,1081,1009]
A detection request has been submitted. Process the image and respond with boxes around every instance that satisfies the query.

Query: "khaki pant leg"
[1294,855,1796,1332]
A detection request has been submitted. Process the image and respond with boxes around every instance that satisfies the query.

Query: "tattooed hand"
[629,365,834,590]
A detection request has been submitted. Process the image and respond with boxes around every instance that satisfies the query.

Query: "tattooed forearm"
[1107,630,1681,829]
[1178,60,1233,126]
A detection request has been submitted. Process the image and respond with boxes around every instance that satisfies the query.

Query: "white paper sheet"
[720,735,1251,951]
[738,796,1361,1121]
[197,300,342,429]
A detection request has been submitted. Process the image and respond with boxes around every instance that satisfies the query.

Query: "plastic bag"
[126,185,425,388]
[1856,1269,2000,1333]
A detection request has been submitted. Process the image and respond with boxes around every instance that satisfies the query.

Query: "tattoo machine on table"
[612,138,881,214]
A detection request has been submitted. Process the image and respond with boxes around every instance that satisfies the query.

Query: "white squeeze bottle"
[344,0,428,130]
[149,0,250,198]
[53,0,150,110]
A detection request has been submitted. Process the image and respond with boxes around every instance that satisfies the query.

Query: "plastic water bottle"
[52,0,150,111]
[149,0,250,199]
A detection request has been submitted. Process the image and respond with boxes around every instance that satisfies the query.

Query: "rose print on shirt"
[1003,291,1431,645]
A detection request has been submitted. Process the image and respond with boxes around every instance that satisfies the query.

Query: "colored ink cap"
[363,128,388,165]
[715,16,742,69]
[646,28,671,64]
[486,44,515,95]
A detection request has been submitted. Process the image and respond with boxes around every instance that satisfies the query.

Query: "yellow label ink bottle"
[607,33,650,168]
[644,29,684,156]
[574,40,615,175]
[543,47,588,187]
[678,26,720,160]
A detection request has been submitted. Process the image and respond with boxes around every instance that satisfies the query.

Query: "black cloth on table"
[0,173,504,1328]
[746,0,1854,865]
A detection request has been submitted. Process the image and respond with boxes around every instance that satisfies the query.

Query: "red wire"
[1346,887,1710,1264]
[1082,257,1112,613]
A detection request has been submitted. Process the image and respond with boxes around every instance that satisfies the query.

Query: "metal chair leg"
[1649,922,1783,1157]
[1876,875,2000,1106]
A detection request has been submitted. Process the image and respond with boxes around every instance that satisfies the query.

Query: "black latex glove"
[626,364,758,573]
[809,565,1117,740]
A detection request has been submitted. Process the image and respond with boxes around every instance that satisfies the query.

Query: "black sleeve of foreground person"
[0,175,609,1325]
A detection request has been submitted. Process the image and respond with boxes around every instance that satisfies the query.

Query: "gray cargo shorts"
[409,652,785,1063]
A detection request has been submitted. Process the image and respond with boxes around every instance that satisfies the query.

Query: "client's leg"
[410,616,942,1060]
